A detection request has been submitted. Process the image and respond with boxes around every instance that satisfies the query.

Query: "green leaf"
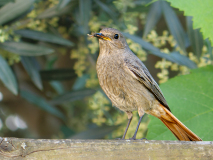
[134,0,152,5]
[94,0,117,22]
[50,88,97,105]
[166,0,213,46]
[127,5,150,13]
[0,41,54,56]
[205,39,213,61]
[45,56,58,69]
[143,1,162,38]
[78,0,91,34]
[122,32,197,68]
[72,74,89,90]
[70,125,119,139]
[169,51,196,68]
[21,57,43,90]
[147,65,213,141]
[50,81,65,94]
[190,65,213,73]
[0,0,15,5]
[0,54,18,95]
[37,2,74,19]
[20,90,65,120]
[60,125,75,138]
[40,69,76,81]
[15,30,74,46]
[161,1,187,54]
[186,16,203,59]
[57,0,71,10]
[0,0,35,25]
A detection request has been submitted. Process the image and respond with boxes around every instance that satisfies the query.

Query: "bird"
[88,28,202,141]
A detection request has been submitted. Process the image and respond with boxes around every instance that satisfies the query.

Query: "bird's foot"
[129,136,137,140]
[128,137,147,140]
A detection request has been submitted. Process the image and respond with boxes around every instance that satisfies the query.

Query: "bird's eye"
[114,34,119,39]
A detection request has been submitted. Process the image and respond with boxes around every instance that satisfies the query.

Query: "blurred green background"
[0,0,212,140]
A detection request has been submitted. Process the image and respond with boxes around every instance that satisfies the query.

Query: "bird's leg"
[130,108,144,140]
[129,115,144,140]
[122,111,133,139]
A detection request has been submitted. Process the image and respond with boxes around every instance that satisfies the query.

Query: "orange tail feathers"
[158,104,202,141]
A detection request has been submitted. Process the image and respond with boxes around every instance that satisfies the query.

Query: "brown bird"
[89,28,202,141]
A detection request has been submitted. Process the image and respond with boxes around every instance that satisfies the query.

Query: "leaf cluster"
[0,0,212,140]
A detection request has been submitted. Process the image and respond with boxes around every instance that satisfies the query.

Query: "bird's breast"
[97,55,135,110]
[97,55,156,112]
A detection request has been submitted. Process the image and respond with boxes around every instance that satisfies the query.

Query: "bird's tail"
[158,104,202,141]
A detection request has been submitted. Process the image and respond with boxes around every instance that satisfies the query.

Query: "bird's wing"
[124,58,170,111]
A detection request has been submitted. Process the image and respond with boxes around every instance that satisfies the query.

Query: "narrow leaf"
[21,57,43,90]
[205,39,213,61]
[127,4,149,12]
[0,0,15,5]
[123,32,197,68]
[134,0,152,5]
[57,0,71,10]
[79,0,91,34]
[70,125,119,139]
[50,81,64,94]
[72,74,89,90]
[186,16,203,59]
[50,88,97,105]
[60,126,75,138]
[45,56,58,69]
[15,30,74,46]
[161,1,187,54]
[0,0,35,25]
[40,69,76,81]
[37,3,74,19]
[0,54,18,95]
[169,51,196,68]
[0,41,54,56]
[122,32,161,52]
[143,1,162,38]
[94,0,117,21]
[20,90,65,120]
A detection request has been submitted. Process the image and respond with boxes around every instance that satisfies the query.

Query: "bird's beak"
[93,33,111,41]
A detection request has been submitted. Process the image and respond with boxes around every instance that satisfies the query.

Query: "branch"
[0,138,212,159]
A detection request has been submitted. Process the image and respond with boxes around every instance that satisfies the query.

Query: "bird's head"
[88,28,128,50]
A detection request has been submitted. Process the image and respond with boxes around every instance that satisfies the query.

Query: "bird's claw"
[128,137,147,140]
[129,136,137,140]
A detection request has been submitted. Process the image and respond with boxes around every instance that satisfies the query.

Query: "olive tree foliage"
[0,0,212,140]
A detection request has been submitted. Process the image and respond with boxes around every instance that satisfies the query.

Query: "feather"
[124,58,170,111]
